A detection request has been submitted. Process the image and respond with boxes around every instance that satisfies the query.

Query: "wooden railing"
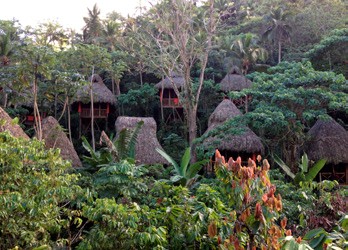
[80,108,108,118]
[162,98,181,108]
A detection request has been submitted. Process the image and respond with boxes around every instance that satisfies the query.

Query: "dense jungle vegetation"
[0,0,347,249]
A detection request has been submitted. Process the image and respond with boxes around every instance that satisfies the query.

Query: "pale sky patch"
[0,0,155,31]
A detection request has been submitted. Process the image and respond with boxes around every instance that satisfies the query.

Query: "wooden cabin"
[219,66,252,112]
[198,99,264,174]
[154,72,184,122]
[306,119,348,185]
[74,74,116,136]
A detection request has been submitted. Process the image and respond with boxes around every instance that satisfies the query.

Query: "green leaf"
[186,159,208,179]
[156,148,180,174]
[304,228,326,240]
[300,153,309,173]
[273,154,295,179]
[180,147,191,176]
[305,159,327,181]
[308,233,326,249]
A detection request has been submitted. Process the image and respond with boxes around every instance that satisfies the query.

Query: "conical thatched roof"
[306,119,348,164]
[0,107,29,139]
[154,72,185,89]
[41,116,82,167]
[201,99,264,154]
[208,99,242,128]
[219,66,252,92]
[75,74,116,104]
[115,116,168,165]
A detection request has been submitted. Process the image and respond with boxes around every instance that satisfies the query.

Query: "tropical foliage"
[0,0,347,249]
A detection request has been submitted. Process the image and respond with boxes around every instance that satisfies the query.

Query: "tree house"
[74,74,116,137]
[219,66,252,112]
[155,72,184,123]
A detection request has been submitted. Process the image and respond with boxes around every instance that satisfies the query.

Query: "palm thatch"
[115,116,168,165]
[306,119,348,164]
[201,99,264,154]
[219,66,252,92]
[41,116,82,167]
[75,74,116,104]
[154,72,185,89]
[0,107,29,139]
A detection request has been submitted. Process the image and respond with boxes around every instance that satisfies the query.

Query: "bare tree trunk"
[3,93,7,108]
[115,78,121,96]
[33,81,42,141]
[278,41,282,64]
[90,67,95,151]
[111,77,115,95]
[67,97,72,142]
[54,92,58,119]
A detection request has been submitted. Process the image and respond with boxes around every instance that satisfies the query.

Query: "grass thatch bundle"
[41,116,82,167]
[306,119,348,164]
[154,72,185,89]
[219,66,252,92]
[0,107,29,139]
[201,99,264,154]
[115,116,168,165]
[75,74,116,104]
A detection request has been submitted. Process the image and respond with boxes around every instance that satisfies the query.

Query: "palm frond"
[127,121,144,159]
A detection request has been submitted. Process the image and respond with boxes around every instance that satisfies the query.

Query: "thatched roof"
[154,72,185,89]
[75,74,116,104]
[115,116,168,165]
[208,98,242,128]
[41,116,82,167]
[200,99,264,154]
[306,119,348,164]
[219,66,252,92]
[0,107,29,139]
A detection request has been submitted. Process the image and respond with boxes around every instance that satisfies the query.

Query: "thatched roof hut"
[0,107,29,139]
[306,119,348,164]
[75,74,116,104]
[115,116,168,165]
[219,66,252,92]
[200,99,264,154]
[41,116,82,167]
[154,72,185,89]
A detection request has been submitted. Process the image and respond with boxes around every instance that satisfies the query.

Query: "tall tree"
[15,44,56,140]
[0,20,22,107]
[83,4,103,44]
[262,7,291,64]
[222,33,268,74]
[32,21,69,49]
[125,0,219,150]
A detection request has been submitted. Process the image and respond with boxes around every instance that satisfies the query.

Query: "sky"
[0,0,155,31]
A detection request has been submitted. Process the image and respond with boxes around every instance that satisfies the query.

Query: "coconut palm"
[229,33,268,74]
[263,7,291,64]
[83,4,103,44]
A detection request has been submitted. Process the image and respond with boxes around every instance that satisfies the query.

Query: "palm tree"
[83,4,103,44]
[262,7,291,64]
[229,33,268,74]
